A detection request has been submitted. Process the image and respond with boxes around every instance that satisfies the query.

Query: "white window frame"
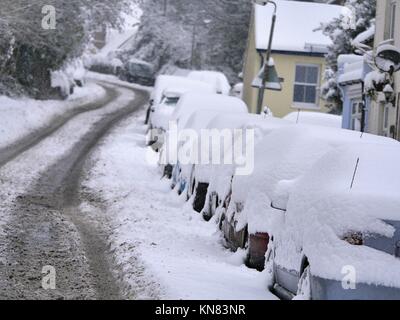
[350,99,363,131]
[292,63,321,110]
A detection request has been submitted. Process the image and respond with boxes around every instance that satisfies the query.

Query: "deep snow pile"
[0,83,106,149]
[82,110,277,300]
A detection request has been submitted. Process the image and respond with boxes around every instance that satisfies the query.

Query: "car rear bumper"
[311,276,400,300]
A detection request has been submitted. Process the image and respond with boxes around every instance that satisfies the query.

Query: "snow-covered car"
[163,94,248,194]
[283,111,342,128]
[195,113,291,219]
[232,83,243,98]
[221,125,396,271]
[268,143,400,300]
[187,71,231,95]
[147,76,215,149]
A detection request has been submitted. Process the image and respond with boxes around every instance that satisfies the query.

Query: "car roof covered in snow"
[232,125,397,205]
[284,112,342,128]
[187,71,231,95]
[282,143,400,288]
[152,75,215,104]
[254,0,345,53]
[172,92,248,129]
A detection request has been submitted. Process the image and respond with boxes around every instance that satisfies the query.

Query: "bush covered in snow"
[0,0,136,98]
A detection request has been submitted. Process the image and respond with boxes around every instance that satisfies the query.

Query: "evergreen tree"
[319,0,376,113]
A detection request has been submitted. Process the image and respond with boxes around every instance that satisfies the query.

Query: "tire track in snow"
[0,82,149,299]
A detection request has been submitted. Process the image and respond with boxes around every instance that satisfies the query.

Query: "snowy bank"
[0,83,106,149]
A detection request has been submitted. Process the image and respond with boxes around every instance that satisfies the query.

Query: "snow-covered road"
[0,80,148,299]
[82,108,278,300]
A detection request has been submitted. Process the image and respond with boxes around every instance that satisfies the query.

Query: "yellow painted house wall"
[242,12,329,117]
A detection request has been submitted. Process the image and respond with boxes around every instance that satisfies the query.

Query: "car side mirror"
[271,179,297,212]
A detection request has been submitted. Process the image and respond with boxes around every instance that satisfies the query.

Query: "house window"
[293,64,320,107]
[351,99,363,131]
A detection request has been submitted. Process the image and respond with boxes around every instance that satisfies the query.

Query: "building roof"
[254,0,345,54]
[337,54,365,84]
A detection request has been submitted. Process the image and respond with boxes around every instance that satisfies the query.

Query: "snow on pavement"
[83,110,277,300]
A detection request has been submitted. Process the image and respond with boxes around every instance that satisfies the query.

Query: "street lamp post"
[190,17,212,69]
[254,0,277,115]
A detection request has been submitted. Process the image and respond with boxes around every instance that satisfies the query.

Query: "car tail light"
[343,232,364,246]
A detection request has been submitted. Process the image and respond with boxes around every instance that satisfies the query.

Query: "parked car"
[165,93,248,204]
[187,71,231,95]
[268,143,400,300]
[122,58,156,86]
[147,76,214,149]
[221,125,396,271]
[195,113,290,219]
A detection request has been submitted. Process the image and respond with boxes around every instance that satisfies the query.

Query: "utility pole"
[255,0,277,115]
[190,23,197,69]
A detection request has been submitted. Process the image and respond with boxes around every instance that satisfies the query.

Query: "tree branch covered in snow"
[0,0,136,98]
[129,0,252,83]
[319,0,376,114]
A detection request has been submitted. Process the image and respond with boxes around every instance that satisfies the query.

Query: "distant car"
[147,76,215,150]
[187,71,231,95]
[162,93,248,201]
[269,143,400,300]
[122,59,156,86]
[148,88,185,151]
[221,126,396,271]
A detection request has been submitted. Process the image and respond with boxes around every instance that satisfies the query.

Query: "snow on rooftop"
[337,54,365,84]
[254,0,345,53]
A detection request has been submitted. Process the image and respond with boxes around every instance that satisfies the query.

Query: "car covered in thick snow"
[268,143,400,300]
[147,76,215,149]
[187,71,231,95]
[221,125,396,271]
[163,94,248,194]
[195,114,291,219]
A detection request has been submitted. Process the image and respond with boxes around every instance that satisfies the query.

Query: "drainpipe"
[361,81,366,133]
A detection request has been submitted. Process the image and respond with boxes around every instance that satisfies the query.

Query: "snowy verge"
[0,83,106,149]
[82,110,277,300]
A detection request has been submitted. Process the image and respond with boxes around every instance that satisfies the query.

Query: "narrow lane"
[0,84,117,168]
[0,81,149,300]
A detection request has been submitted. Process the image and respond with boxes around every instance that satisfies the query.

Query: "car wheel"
[296,266,312,300]
[193,183,209,213]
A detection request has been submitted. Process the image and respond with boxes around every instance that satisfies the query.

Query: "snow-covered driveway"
[82,109,278,300]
